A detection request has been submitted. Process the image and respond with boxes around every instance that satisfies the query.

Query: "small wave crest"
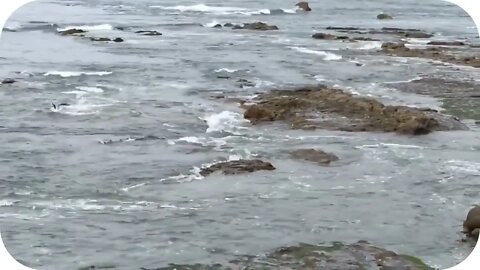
[44,71,112,77]
[57,24,114,32]
[151,4,297,16]
[201,111,248,134]
[290,47,342,61]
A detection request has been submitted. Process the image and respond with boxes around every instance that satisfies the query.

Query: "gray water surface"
[1,1,480,269]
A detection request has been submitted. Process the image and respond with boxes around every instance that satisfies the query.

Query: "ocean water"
[1,1,480,269]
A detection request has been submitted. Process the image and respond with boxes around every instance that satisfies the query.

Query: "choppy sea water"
[1,0,480,269]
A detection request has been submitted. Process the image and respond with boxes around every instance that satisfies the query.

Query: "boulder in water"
[290,149,339,166]
[59,28,86,36]
[377,13,393,20]
[464,205,480,240]
[135,30,162,36]
[1,78,16,84]
[199,159,275,177]
[295,2,312,11]
[233,22,279,31]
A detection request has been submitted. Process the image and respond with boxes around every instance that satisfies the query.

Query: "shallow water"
[1,1,480,269]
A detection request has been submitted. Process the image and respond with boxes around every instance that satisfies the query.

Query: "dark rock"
[59,28,86,36]
[290,149,339,166]
[113,38,124,42]
[135,30,162,36]
[242,85,464,135]
[427,41,466,46]
[404,32,434,38]
[234,22,279,31]
[90,37,112,42]
[223,23,234,27]
[213,24,222,28]
[199,159,275,177]
[464,205,480,240]
[377,13,393,20]
[236,79,256,88]
[295,2,312,11]
[151,241,433,270]
[312,33,337,40]
[326,26,361,31]
[1,78,16,84]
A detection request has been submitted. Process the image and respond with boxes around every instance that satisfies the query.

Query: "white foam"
[0,200,16,207]
[355,41,383,50]
[57,24,113,32]
[50,96,112,116]
[290,47,342,61]
[356,143,424,149]
[202,111,246,133]
[150,4,285,16]
[44,71,112,77]
[62,90,87,98]
[215,68,238,73]
[204,20,221,28]
[76,86,104,93]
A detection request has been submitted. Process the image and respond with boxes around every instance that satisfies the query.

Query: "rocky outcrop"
[150,241,433,270]
[199,159,275,177]
[325,26,433,38]
[231,22,279,31]
[135,30,162,36]
[381,42,480,68]
[90,37,124,43]
[290,149,339,166]
[427,41,466,46]
[377,13,393,20]
[242,85,465,135]
[312,32,379,42]
[296,2,312,11]
[59,28,86,36]
[464,205,480,240]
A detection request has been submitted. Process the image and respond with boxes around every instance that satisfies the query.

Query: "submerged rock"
[1,78,16,84]
[295,2,312,12]
[290,149,339,166]
[89,37,124,43]
[151,241,433,270]
[199,159,275,177]
[464,205,480,240]
[135,30,163,36]
[312,32,380,42]
[59,28,86,36]
[231,22,279,31]
[242,85,464,135]
[427,41,466,46]
[312,33,337,40]
[377,13,393,20]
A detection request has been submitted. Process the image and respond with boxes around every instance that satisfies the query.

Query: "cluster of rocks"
[325,26,434,39]
[312,32,379,42]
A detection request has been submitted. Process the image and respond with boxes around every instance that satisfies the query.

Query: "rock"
[199,159,275,177]
[380,42,480,68]
[377,13,393,20]
[242,85,464,135]
[113,38,124,42]
[135,30,162,36]
[223,23,234,27]
[1,78,16,84]
[59,28,86,36]
[312,33,337,40]
[90,37,112,42]
[151,241,433,270]
[234,22,279,31]
[213,24,222,28]
[295,2,312,11]
[464,205,480,240]
[404,32,434,38]
[427,41,466,46]
[290,149,339,166]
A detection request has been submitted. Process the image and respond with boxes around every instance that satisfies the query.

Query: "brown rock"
[199,159,275,176]
[312,33,337,40]
[464,206,480,240]
[238,22,279,31]
[295,2,312,12]
[290,149,339,166]
[59,28,86,36]
[242,85,462,135]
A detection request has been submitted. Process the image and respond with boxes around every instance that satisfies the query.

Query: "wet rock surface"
[199,159,275,177]
[377,13,393,20]
[135,30,162,36]
[296,1,312,11]
[427,41,466,46]
[290,149,339,166]
[389,77,480,121]
[325,26,433,39]
[148,241,433,270]
[242,85,466,135]
[464,206,480,241]
[312,32,379,42]
[59,28,86,35]
[230,22,279,31]
[380,42,480,68]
